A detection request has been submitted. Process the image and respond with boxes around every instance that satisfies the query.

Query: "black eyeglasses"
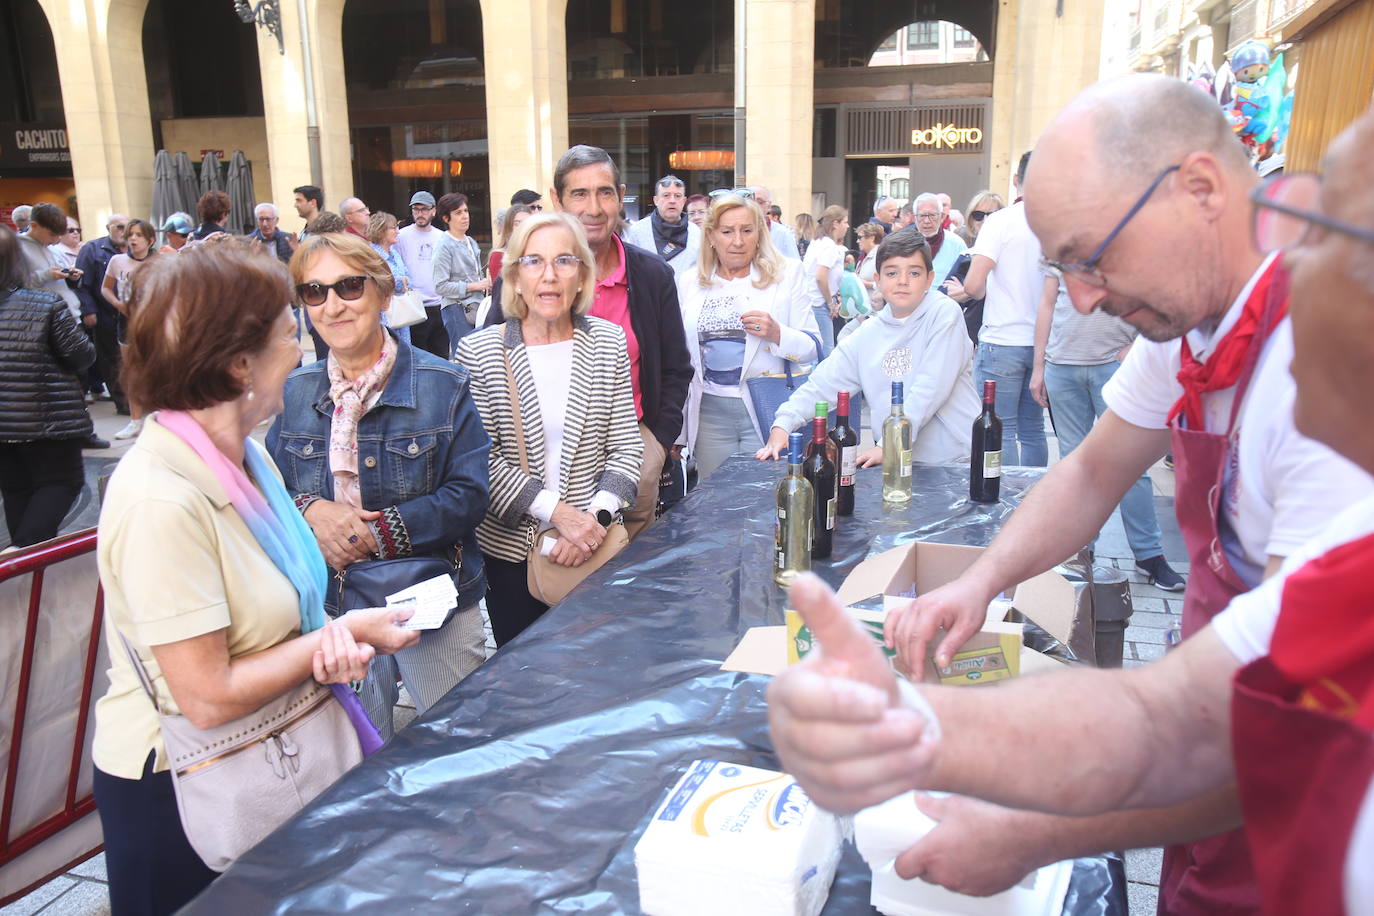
[295,276,369,306]
[969,210,994,223]
[1040,164,1180,288]
[1250,172,1374,252]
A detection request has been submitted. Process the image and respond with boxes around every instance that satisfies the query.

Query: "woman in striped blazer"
[455,212,643,645]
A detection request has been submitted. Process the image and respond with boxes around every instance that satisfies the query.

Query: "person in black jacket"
[0,226,97,549]
[484,145,692,539]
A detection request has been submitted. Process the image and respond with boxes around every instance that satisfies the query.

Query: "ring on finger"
[348,534,360,544]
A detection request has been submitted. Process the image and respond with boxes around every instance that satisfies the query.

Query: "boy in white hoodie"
[759,229,979,466]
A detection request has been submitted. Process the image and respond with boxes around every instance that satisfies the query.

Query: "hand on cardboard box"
[892,793,1043,895]
[768,574,939,815]
[885,578,992,672]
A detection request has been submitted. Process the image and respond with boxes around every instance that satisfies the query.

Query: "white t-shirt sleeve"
[1101,338,1181,430]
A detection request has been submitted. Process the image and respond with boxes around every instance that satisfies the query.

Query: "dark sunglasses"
[970,210,991,223]
[295,275,369,306]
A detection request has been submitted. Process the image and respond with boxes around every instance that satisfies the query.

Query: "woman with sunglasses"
[455,212,642,645]
[268,233,492,742]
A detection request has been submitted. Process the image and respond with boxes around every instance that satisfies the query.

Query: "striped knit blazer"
[454,315,643,562]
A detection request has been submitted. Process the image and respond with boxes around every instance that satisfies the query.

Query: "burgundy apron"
[1231,532,1374,914]
[1157,272,1287,915]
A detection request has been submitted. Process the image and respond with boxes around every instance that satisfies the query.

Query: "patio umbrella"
[173,151,198,215]
[199,151,224,195]
[224,150,255,235]
[150,150,178,233]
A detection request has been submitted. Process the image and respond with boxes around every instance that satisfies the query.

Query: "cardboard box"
[783,541,1075,686]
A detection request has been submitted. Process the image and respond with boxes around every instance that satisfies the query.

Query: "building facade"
[4,0,1105,239]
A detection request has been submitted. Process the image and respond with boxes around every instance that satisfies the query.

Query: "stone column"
[743,0,816,225]
[255,0,355,233]
[38,0,156,227]
[482,0,569,224]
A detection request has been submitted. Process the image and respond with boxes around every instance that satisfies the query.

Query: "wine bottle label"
[900,449,912,476]
[826,498,836,530]
[983,450,1002,479]
[778,507,786,520]
[840,446,857,485]
[776,549,785,568]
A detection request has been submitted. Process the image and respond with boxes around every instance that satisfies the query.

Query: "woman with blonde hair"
[955,190,1005,247]
[792,212,818,260]
[800,204,850,359]
[366,210,412,346]
[455,212,642,645]
[676,194,820,477]
[946,190,1007,342]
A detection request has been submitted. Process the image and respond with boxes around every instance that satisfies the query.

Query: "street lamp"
[233,0,285,55]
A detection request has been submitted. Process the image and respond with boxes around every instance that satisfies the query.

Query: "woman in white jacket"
[758,228,979,466]
[678,194,821,477]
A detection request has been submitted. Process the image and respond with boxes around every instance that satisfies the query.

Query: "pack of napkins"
[635,760,842,916]
[853,791,1072,916]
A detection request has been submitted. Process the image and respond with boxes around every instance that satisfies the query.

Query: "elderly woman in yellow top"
[91,243,418,915]
[455,212,642,647]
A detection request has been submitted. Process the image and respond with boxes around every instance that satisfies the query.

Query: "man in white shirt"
[768,100,1374,915]
[749,186,800,259]
[877,74,1373,914]
[395,190,448,359]
[947,152,1048,466]
[624,175,701,274]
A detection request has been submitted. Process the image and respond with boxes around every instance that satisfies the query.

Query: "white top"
[1103,255,1374,585]
[772,288,978,464]
[525,339,622,527]
[1212,494,1374,914]
[969,202,1044,347]
[677,260,821,453]
[395,224,442,305]
[801,236,844,311]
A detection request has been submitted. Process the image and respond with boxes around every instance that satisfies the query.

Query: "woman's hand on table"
[342,606,421,654]
[893,794,1044,895]
[304,499,380,568]
[312,620,375,684]
[855,445,884,468]
[550,502,606,556]
[768,574,937,815]
[755,427,789,461]
[740,310,781,346]
[884,577,994,672]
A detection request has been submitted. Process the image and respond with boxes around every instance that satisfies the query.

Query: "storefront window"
[566,0,733,78]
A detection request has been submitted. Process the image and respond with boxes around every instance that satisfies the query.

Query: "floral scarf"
[327,332,398,508]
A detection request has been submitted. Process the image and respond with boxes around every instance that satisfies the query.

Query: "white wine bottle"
[881,381,913,504]
[775,431,815,586]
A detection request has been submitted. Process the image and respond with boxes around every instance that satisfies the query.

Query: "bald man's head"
[1024,74,1263,342]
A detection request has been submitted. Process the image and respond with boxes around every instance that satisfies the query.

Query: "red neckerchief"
[1167,259,1288,430]
[1270,529,1374,729]
[925,229,944,262]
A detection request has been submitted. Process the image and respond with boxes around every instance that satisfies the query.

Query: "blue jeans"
[1043,360,1163,561]
[974,342,1047,466]
[811,304,835,361]
[441,304,474,359]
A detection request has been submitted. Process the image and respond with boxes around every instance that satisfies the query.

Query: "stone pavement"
[3,405,1181,914]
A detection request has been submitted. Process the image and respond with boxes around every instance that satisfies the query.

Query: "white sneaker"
[114,419,144,440]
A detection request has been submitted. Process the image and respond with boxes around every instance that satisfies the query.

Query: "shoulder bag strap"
[117,631,164,715]
[502,348,531,475]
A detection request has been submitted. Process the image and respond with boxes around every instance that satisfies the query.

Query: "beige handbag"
[120,634,363,871]
[502,351,629,606]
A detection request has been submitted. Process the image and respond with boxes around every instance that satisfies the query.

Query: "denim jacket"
[267,337,491,613]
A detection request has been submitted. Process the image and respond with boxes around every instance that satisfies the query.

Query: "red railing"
[0,528,102,871]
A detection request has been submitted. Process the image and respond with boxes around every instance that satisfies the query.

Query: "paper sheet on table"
[720,627,1065,678]
[387,574,457,630]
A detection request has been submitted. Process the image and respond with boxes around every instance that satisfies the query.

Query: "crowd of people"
[9,67,1369,915]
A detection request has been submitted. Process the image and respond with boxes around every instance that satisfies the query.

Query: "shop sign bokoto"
[911,123,983,150]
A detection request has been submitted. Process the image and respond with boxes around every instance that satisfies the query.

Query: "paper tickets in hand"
[386,574,457,630]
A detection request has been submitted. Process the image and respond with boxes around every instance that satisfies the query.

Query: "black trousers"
[410,306,450,360]
[0,439,84,548]
[92,320,128,412]
[483,553,550,647]
[93,753,217,916]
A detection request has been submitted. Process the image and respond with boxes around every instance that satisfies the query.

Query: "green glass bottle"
[881,381,913,504]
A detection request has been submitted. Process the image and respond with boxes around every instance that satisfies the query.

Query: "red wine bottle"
[970,380,1002,503]
[829,391,858,516]
[802,417,835,558]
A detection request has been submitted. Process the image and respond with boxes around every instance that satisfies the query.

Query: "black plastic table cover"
[185,460,1127,915]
